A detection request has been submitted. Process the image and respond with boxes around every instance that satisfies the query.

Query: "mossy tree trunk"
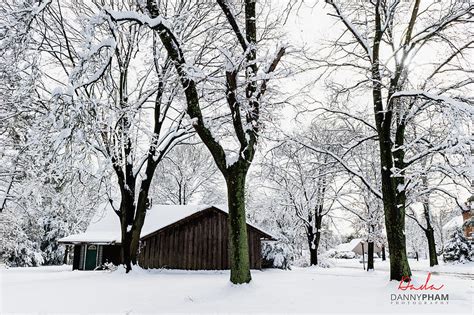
[226,170,251,283]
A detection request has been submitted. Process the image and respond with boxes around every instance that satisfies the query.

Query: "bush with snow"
[261,241,293,269]
[443,229,472,263]
[334,251,356,259]
[317,255,335,268]
[322,248,337,258]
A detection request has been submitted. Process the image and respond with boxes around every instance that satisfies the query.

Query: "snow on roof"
[442,215,464,232]
[58,204,274,244]
[335,238,363,252]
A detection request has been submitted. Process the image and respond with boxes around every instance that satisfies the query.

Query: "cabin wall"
[72,244,122,270]
[138,209,263,270]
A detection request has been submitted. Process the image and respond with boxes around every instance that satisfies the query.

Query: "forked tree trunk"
[367,241,374,271]
[225,171,251,284]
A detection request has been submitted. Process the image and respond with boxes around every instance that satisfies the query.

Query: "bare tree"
[4,0,212,271]
[150,143,220,205]
[105,0,287,283]
[309,0,473,280]
[266,123,345,266]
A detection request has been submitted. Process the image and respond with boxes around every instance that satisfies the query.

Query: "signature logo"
[398,272,444,291]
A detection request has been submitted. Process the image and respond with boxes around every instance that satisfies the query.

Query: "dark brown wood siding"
[138,208,264,270]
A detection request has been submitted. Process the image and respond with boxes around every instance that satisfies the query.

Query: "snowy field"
[1,259,472,314]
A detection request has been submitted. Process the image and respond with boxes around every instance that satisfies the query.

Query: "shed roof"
[58,204,274,244]
[335,238,382,254]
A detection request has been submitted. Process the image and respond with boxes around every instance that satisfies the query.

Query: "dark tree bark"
[307,227,321,266]
[381,245,386,261]
[307,210,323,266]
[425,228,438,267]
[367,241,374,271]
[421,193,439,267]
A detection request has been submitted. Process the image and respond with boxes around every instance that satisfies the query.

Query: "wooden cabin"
[58,204,274,270]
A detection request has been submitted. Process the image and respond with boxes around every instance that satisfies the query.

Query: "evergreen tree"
[443,229,472,263]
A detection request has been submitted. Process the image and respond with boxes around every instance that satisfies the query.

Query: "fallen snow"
[1,262,472,314]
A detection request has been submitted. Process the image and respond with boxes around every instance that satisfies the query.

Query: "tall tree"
[150,143,220,205]
[318,0,473,280]
[105,0,287,283]
[2,0,207,271]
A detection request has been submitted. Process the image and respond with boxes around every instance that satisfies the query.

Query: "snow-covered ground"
[1,260,472,314]
[333,257,474,275]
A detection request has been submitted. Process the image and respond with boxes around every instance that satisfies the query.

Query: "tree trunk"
[367,241,374,271]
[381,245,386,261]
[121,230,133,272]
[415,251,419,261]
[379,137,411,280]
[119,191,135,273]
[425,228,438,267]
[225,171,251,284]
[307,230,321,266]
[421,197,438,267]
[309,247,318,266]
[383,200,411,280]
[361,242,365,270]
[63,245,69,265]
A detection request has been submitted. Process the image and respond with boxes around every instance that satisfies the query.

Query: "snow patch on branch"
[104,9,171,29]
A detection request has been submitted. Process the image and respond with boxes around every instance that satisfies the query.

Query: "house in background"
[335,238,383,256]
[462,195,474,240]
[442,196,474,241]
[58,204,274,271]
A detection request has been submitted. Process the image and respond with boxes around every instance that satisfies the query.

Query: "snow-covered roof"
[335,238,363,252]
[334,238,382,254]
[58,204,274,244]
[442,215,464,232]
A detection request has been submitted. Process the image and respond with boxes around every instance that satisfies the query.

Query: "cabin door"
[85,245,98,270]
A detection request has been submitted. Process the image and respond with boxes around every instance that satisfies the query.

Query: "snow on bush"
[317,255,335,268]
[334,251,356,259]
[261,241,293,269]
[443,228,472,263]
[323,249,337,258]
